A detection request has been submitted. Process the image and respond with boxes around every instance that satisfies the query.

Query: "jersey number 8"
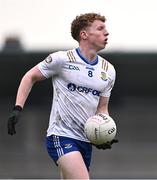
[88,70,93,77]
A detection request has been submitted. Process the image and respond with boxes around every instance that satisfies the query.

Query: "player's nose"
[104,31,109,37]
[104,29,109,37]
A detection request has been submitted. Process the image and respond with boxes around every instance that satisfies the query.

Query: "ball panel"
[84,114,117,145]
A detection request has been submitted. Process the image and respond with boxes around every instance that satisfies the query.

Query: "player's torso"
[47,48,114,141]
[55,48,110,96]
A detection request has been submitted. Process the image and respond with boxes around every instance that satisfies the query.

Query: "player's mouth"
[104,38,108,44]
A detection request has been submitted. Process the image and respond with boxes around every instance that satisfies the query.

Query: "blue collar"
[76,48,98,66]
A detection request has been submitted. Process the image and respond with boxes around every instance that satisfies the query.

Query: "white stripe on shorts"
[53,135,64,158]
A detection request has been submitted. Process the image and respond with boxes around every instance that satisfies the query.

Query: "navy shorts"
[46,135,92,170]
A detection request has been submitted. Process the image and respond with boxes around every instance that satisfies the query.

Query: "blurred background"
[1,0,157,179]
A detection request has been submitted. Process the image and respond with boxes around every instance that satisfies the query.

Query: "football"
[84,113,117,145]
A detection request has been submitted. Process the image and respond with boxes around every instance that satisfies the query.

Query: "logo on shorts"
[64,144,72,149]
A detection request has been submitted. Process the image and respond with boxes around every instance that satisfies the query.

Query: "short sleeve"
[37,51,64,78]
[101,64,116,97]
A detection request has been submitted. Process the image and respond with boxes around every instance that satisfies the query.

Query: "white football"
[84,113,117,145]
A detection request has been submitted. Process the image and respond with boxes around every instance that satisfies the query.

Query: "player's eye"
[98,26,104,31]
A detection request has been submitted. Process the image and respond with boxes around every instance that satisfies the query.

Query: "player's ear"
[80,30,88,40]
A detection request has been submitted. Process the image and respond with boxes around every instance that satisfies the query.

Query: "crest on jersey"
[101,72,108,81]
[45,55,52,63]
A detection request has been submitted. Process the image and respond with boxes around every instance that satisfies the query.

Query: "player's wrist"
[13,105,23,112]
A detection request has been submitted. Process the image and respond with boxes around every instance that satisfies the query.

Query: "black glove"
[7,105,22,135]
[94,139,118,150]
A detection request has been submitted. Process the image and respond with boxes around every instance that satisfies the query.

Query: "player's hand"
[7,105,22,135]
[94,139,118,150]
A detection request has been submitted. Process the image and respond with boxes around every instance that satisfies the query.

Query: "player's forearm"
[15,73,35,108]
[96,108,109,115]
[96,96,109,115]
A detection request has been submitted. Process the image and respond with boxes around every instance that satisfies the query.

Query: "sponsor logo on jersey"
[44,55,52,63]
[67,83,101,96]
[101,72,108,81]
[68,65,80,71]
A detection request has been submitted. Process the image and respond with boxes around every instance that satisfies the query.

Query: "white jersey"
[38,48,116,142]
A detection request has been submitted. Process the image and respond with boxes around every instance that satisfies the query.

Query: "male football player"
[8,13,118,179]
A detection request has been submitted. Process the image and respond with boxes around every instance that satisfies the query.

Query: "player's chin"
[104,41,108,46]
[99,44,106,50]
[103,42,108,48]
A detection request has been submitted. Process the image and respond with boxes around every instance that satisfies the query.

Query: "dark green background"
[1,51,157,178]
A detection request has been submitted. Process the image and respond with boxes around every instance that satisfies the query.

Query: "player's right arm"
[7,65,46,135]
[16,51,64,107]
[15,65,46,108]
[8,51,64,135]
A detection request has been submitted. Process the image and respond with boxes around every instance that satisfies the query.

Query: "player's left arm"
[95,96,109,115]
[95,97,118,149]
[96,63,116,116]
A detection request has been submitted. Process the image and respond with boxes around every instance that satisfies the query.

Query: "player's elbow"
[23,66,45,84]
[23,70,38,85]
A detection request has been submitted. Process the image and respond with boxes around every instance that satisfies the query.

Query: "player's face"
[85,20,109,51]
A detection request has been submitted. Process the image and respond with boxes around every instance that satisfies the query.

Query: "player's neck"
[79,45,97,61]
